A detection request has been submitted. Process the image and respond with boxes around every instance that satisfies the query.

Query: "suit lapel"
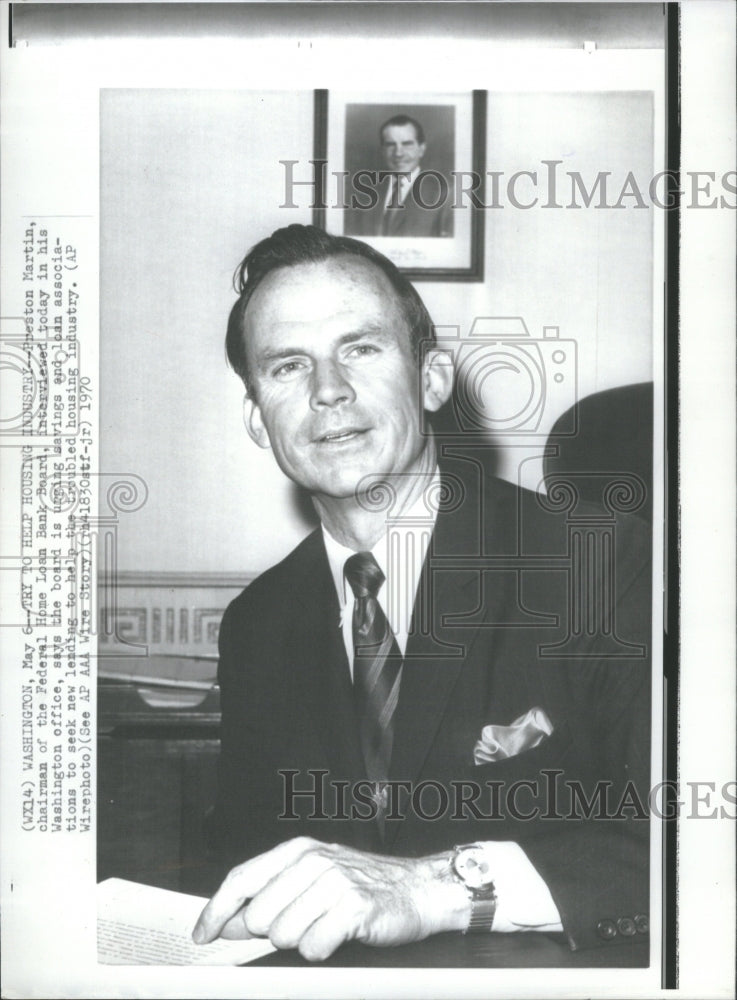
[388,462,509,788]
[289,530,367,784]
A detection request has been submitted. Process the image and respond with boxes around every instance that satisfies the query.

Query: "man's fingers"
[295,891,365,962]
[217,906,254,940]
[192,837,317,943]
[243,851,333,937]
[193,862,260,944]
[264,866,350,948]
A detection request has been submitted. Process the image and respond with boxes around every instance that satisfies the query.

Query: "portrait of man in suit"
[344,111,454,239]
[193,223,651,962]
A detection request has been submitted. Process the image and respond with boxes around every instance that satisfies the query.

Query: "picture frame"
[313,89,486,281]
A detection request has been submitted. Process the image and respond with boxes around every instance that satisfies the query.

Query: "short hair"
[380,114,425,145]
[225,224,436,396]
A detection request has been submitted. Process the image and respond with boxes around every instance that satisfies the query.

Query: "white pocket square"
[473,707,554,765]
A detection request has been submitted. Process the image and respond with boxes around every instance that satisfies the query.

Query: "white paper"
[97,879,276,966]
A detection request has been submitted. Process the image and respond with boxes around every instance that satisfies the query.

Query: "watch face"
[454,846,493,890]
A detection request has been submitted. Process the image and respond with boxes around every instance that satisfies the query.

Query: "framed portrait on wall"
[314,89,486,280]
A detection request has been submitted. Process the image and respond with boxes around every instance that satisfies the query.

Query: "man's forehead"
[247,256,402,322]
[382,123,419,143]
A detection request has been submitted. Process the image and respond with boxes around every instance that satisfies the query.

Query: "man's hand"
[192,836,470,961]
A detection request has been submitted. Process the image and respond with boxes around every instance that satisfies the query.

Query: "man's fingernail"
[192,924,205,944]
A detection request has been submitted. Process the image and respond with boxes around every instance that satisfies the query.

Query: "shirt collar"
[322,467,440,609]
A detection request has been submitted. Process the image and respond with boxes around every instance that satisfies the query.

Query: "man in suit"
[194,224,650,960]
[348,114,453,238]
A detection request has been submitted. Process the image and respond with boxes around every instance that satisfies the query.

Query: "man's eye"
[348,344,379,358]
[272,360,305,378]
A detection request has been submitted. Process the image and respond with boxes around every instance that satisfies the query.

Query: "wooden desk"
[252,931,649,968]
[98,676,223,897]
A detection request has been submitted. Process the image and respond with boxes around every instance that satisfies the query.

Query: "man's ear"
[243,395,271,449]
[421,348,454,413]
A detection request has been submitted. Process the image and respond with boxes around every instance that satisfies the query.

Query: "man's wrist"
[413,853,473,936]
[413,841,563,938]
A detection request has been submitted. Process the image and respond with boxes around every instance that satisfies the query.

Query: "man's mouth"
[316,428,368,444]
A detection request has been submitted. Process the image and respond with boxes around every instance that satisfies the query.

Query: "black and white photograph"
[95,78,659,971]
[342,101,456,239]
[0,3,735,999]
[318,90,483,278]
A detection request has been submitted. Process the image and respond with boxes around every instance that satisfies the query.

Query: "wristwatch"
[450,842,497,933]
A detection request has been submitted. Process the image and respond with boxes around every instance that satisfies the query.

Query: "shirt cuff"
[477,841,564,933]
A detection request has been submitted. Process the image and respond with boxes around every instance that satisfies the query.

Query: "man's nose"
[309,360,356,409]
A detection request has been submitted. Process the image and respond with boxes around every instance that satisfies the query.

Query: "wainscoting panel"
[98,572,254,658]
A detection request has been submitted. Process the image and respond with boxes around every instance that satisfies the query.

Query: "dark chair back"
[543,382,654,525]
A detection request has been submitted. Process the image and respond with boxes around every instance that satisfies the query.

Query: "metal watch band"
[451,844,498,934]
[465,891,498,934]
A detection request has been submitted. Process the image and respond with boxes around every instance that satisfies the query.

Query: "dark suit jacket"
[347,174,454,238]
[212,458,651,952]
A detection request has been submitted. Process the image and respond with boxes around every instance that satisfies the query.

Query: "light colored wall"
[101,88,653,575]
[421,90,653,489]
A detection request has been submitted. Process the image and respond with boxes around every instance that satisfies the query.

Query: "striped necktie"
[344,552,403,789]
